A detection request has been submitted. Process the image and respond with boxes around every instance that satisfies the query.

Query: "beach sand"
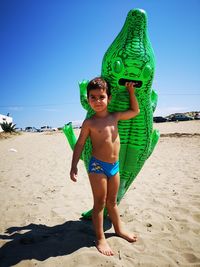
[0,121,200,266]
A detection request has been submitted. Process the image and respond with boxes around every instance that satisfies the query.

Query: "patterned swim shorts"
[88,156,119,178]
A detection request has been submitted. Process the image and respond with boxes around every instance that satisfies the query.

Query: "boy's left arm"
[116,82,140,121]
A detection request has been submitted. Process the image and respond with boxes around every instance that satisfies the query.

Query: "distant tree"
[0,122,16,133]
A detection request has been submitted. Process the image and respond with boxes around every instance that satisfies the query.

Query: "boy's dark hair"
[87,77,111,98]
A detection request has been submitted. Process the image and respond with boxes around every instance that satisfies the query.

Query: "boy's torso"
[88,113,120,163]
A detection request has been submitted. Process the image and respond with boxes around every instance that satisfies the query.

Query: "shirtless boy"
[70,77,140,256]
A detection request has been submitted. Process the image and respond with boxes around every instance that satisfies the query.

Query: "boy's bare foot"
[96,238,114,256]
[116,230,137,242]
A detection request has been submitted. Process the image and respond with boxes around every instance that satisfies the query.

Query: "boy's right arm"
[70,120,90,182]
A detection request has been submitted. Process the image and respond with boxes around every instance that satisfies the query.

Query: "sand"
[0,120,200,267]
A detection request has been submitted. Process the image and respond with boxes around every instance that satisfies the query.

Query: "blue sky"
[0,0,200,128]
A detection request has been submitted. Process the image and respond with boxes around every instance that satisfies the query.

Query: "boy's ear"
[108,95,112,102]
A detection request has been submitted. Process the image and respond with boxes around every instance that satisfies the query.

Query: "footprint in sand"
[192,213,200,223]
[182,253,200,263]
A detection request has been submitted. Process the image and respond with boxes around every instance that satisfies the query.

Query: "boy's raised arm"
[116,82,140,121]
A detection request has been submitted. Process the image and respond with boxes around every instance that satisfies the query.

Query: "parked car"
[15,127,23,132]
[169,114,193,122]
[40,126,57,132]
[25,127,40,132]
[153,116,168,123]
[194,113,200,120]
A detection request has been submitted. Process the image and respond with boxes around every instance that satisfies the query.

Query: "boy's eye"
[89,95,106,101]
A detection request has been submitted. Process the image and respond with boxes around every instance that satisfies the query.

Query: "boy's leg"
[88,173,114,256]
[106,173,122,233]
[106,173,137,242]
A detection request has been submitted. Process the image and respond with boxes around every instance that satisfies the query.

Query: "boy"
[70,77,140,256]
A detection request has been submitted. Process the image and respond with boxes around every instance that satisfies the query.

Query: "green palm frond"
[0,122,16,133]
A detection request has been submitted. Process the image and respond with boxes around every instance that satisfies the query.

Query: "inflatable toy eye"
[113,59,124,74]
[142,64,152,79]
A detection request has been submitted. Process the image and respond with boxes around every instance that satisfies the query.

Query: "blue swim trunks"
[88,156,119,178]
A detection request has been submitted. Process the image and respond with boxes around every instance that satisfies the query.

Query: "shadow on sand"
[0,219,112,267]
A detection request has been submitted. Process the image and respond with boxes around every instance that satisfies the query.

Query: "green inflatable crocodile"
[63,8,160,219]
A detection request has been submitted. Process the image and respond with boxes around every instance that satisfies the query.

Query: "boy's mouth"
[118,78,142,88]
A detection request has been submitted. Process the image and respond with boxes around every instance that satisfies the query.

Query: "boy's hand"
[70,166,78,182]
[125,82,136,94]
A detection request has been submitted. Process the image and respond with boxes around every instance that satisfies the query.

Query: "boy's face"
[88,88,111,112]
